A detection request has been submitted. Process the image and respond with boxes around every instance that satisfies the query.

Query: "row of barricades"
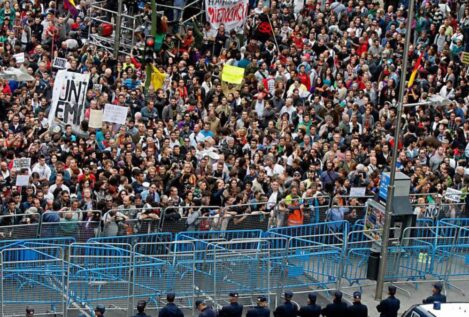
[0,219,467,316]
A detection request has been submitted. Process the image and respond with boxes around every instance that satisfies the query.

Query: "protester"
[0,0,467,235]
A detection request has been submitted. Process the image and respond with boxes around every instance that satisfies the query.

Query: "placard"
[48,70,90,133]
[13,53,25,64]
[349,187,366,197]
[53,57,68,69]
[221,64,245,84]
[15,175,30,187]
[89,109,103,129]
[205,0,249,33]
[461,52,469,65]
[13,158,31,170]
[103,104,128,125]
[445,188,462,202]
[93,84,102,93]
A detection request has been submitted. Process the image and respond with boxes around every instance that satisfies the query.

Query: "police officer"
[133,300,151,317]
[376,286,400,317]
[298,293,321,317]
[320,291,348,317]
[273,291,298,317]
[94,304,106,317]
[246,296,270,317]
[159,293,184,317]
[26,306,34,317]
[347,291,368,317]
[195,300,217,317]
[423,283,447,304]
[219,292,243,317]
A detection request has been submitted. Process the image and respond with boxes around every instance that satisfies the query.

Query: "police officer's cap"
[195,300,205,307]
[388,285,397,294]
[284,291,293,299]
[26,306,35,314]
[257,296,268,302]
[334,291,343,299]
[229,292,239,297]
[167,292,176,300]
[94,304,106,313]
[433,283,443,291]
[137,300,147,309]
[307,293,317,302]
[353,291,361,299]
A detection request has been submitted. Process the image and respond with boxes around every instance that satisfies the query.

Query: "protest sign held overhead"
[205,0,249,32]
[221,64,245,85]
[48,70,90,133]
[103,104,128,125]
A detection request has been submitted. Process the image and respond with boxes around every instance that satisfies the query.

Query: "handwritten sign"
[89,109,103,129]
[13,53,25,64]
[445,188,462,202]
[93,84,102,93]
[461,52,469,65]
[350,187,366,197]
[13,158,31,170]
[15,175,30,187]
[52,57,68,69]
[103,104,128,125]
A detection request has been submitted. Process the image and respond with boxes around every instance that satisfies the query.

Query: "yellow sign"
[462,52,469,65]
[221,64,245,85]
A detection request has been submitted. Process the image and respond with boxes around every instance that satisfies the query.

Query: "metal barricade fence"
[103,208,161,237]
[0,213,41,240]
[39,210,102,242]
[67,243,133,315]
[0,246,66,317]
[89,232,173,255]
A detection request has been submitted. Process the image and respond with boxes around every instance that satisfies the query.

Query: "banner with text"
[48,70,90,133]
[205,0,249,32]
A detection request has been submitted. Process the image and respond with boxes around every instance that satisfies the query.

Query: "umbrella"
[0,67,35,82]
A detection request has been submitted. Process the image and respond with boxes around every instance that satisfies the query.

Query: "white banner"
[205,0,249,32]
[48,70,90,132]
[103,104,128,125]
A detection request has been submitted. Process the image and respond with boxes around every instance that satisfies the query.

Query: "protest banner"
[221,64,245,84]
[48,70,90,133]
[103,104,128,125]
[15,175,30,187]
[89,109,104,129]
[52,57,68,69]
[13,158,31,170]
[205,0,249,32]
[445,188,462,202]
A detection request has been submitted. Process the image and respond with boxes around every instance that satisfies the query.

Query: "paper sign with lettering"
[53,57,68,69]
[89,109,103,129]
[205,0,249,33]
[445,188,462,202]
[350,187,366,197]
[13,53,25,64]
[48,70,90,133]
[103,104,128,125]
[13,158,31,170]
[15,175,30,187]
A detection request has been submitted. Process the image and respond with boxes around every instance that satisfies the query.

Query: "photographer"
[102,208,129,237]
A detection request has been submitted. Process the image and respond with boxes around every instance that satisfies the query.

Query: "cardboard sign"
[103,104,128,125]
[13,53,25,64]
[445,188,462,202]
[89,109,103,129]
[13,158,31,170]
[53,57,68,69]
[221,64,245,84]
[15,175,30,187]
[350,187,366,197]
[461,51,469,65]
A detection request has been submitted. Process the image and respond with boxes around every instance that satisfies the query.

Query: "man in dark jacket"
[347,291,368,317]
[423,283,447,304]
[377,286,400,317]
[219,292,243,317]
[298,293,321,317]
[159,293,184,317]
[321,291,348,317]
[133,300,151,317]
[274,291,298,317]
[196,300,217,317]
[246,296,270,317]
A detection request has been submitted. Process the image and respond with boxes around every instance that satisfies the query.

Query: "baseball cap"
[284,291,293,299]
[353,291,361,299]
[94,304,106,313]
[308,293,317,302]
[229,292,239,297]
[195,300,205,307]
[433,283,443,291]
[257,296,268,302]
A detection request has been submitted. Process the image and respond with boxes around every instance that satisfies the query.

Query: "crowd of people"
[0,0,468,235]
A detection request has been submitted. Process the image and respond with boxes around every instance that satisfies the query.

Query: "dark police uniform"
[246,305,270,317]
[423,293,446,304]
[320,301,348,317]
[133,313,152,317]
[274,301,298,317]
[159,302,184,317]
[347,302,368,317]
[199,306,217,317]
[298,303,321,317]
[376,295,400,317]
[219,302,243,317]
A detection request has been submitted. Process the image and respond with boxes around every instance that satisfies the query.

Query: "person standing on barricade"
[298,293,321,317]
[219,292,243,317]
[376,286,400,317]
[320,291,347,317]
[422,282,447,304]
[346,291,368,317]
[274,291,299,317]
[159,293,184,317]
[196,300,216,317]
[246,296,270,317]
[132,300,152,317]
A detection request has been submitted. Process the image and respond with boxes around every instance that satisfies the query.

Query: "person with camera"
[102,207,129,237]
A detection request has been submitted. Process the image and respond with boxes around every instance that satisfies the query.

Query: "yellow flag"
[222,64,245,85]
[150,64,166,90]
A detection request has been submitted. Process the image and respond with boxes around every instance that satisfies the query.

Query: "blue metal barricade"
[89,232,172,255]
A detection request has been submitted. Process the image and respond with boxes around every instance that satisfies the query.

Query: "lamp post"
[374,0,415,301]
